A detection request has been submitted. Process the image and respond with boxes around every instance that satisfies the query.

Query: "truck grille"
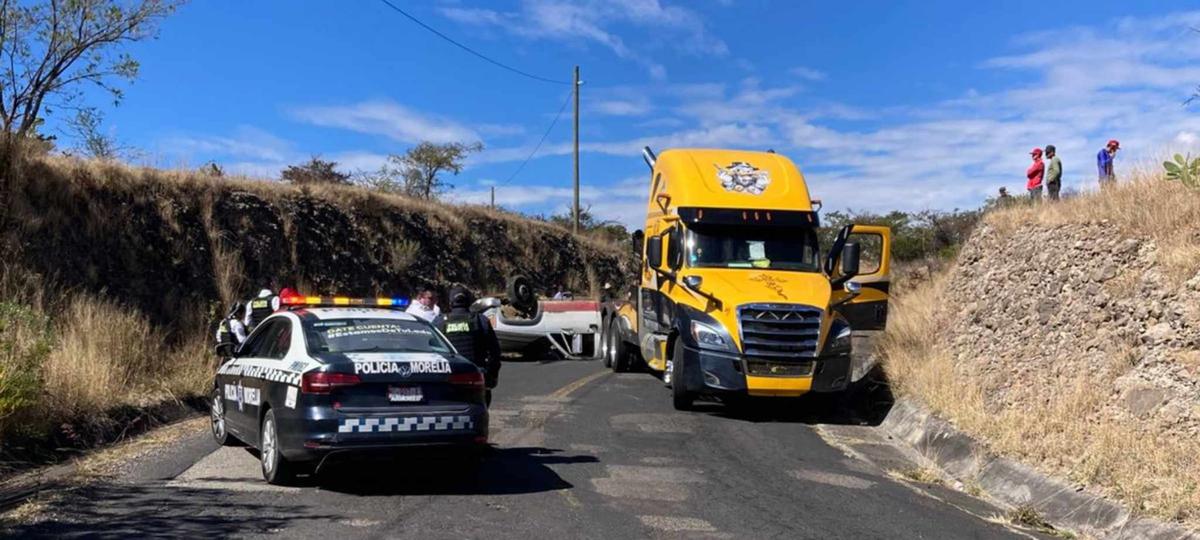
[738,304,822,373]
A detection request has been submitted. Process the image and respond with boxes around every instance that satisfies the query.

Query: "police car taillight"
[301,372,361,394]
[448,371,484,389]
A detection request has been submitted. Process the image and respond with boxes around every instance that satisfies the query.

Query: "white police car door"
[226,318,290,441]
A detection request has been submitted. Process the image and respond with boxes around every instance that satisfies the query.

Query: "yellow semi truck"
[600,147,891,410]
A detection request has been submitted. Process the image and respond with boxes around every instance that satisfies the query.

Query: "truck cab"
[601,148,891,410]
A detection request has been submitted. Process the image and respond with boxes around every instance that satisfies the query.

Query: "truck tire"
[671,337,694,410]
[601,316,613,368]
[609,319,629,373]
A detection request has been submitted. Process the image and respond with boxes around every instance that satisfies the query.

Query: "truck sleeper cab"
[607,147,891,410]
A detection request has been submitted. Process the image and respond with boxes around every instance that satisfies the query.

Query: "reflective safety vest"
[443,310,482,367]
[247,295,277,329]
[216,319,237,347]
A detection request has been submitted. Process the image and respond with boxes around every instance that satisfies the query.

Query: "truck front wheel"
[671,338,694,410]
[609,320,630,373]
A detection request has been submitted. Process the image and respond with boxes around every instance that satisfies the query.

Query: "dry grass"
[0,275,211,445]
[880,174,1200,525]
[41,297,160,416]
[40,296,209,418]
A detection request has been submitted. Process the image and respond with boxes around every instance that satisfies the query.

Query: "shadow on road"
[314,446,598,497]
[703,365,896,427]
[2,483,339,539]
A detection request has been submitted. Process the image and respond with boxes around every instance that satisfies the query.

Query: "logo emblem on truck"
[715,162,770,195]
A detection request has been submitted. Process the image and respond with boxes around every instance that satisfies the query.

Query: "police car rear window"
[304,318,453,355]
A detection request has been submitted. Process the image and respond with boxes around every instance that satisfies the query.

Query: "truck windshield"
[303,318,455,354]
[687,224,820,271]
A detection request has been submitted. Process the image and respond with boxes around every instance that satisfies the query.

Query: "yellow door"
[827,225,891,330]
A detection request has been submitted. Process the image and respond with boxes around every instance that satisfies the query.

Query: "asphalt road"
[3,359,1049,539]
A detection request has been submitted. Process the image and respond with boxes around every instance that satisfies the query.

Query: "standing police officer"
[214,303,247,361]
[442,286,502,406]
[243,288,281,332]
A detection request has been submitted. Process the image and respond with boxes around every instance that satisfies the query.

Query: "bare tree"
[0,0,181,139]
[65,107,118,158]
[395,141,483,199]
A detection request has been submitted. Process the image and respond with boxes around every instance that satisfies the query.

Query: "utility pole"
[572,65,581,235]
[490,185,495,209]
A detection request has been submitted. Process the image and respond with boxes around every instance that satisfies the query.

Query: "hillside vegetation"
[0,154,627,467]
[881,173,1200,526]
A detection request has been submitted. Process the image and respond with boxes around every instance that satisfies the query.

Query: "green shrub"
[0,301,52,428]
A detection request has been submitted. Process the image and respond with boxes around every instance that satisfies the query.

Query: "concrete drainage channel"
[875,399,1198,540]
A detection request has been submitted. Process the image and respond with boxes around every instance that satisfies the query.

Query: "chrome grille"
[738,304,822,370]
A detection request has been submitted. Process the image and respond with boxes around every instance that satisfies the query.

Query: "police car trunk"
[297,308,487,450]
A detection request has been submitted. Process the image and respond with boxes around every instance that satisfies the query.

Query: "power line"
[499,87,574,186]
[377,0,571,85]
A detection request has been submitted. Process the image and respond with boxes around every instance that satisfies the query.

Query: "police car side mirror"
[471,297,501,314]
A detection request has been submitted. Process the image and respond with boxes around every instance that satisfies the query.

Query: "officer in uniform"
[442,286,502,406]
[214,303,247,361]
[243,288,281,332]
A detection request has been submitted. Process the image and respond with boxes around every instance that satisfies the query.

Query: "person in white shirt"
[406,288,442,325]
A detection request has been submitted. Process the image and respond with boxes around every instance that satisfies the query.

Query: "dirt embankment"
[4,156,627,332]
[882,177,1200,525]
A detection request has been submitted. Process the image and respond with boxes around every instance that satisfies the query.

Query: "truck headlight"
[691,320,736,352]
[824,322,852,355]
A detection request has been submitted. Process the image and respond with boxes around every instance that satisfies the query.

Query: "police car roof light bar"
[279,294,411,309]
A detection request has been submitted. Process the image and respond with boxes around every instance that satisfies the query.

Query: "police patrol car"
[211,295,489,485]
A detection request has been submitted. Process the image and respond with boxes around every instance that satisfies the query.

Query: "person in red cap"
[1026,147,1045,202]
[1097,139,1119,187]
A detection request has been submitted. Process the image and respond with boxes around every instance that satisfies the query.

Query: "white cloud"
[440,0,727,77]
[164,126,293,163]
[789,66,826,81]
[290,100,484,144]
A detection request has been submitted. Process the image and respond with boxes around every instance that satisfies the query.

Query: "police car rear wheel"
[210,389,236,446]
[260,409,303,485]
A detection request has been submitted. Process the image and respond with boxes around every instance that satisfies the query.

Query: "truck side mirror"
[841,242,861,277]
[632,230,644,259]
[646,236,663,270]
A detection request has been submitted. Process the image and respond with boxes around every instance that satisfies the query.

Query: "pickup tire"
[671,337,695,410]
[609,319,630,373]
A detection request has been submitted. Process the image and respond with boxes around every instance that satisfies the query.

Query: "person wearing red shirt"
[1026,147,1045,202]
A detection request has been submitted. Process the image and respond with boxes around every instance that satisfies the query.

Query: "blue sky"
[51,1,1200,227]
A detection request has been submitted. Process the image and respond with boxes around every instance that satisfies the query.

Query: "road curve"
[3,359,1047,539]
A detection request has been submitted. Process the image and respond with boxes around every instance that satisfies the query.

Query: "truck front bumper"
[679,344,851,398]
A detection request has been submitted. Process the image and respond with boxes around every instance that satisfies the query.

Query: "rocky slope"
[946,220,1200,440]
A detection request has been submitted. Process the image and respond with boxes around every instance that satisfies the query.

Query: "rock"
[1124,386,1168,417]
[1142,322,1174,345]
